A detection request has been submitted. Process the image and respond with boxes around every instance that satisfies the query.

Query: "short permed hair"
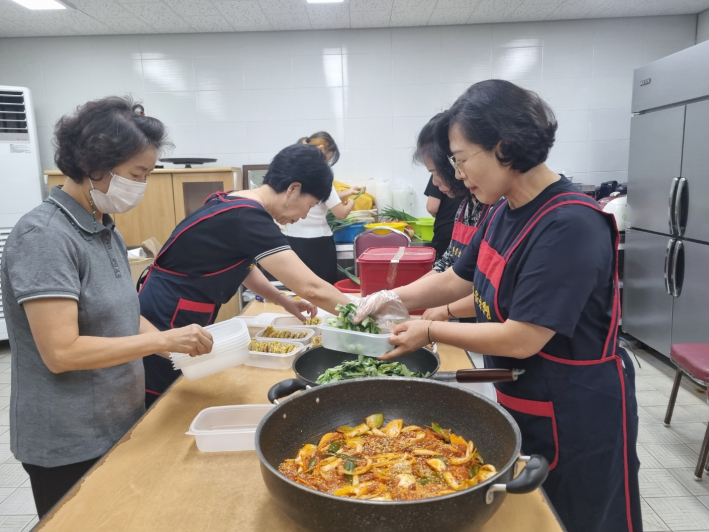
[446,80,557,173]
[264,144,333,202]
[53,96,172,184]
[413,113,468,197]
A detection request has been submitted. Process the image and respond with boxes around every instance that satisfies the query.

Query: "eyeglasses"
[448,150,484,173]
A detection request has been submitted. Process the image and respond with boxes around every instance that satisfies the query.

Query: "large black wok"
[268,346,523,403]
[256,378,548,532]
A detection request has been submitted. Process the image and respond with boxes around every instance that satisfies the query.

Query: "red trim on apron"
[614,354,633,532]
[155,201,258,262]
[202,259,247,277]
[170,298,216,329]
[451,223,476,246]
[496,389,560,470]
[477,239,505,291]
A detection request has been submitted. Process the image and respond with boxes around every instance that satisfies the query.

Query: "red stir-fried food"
[278,414,497,501]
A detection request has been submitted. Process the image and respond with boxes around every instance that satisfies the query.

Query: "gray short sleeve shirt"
[0,186,145,467]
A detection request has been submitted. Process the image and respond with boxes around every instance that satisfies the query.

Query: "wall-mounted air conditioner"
[0,86,43,341]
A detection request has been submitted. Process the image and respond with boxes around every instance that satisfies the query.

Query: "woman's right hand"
[354,290,409,326]
[163,324,214,357]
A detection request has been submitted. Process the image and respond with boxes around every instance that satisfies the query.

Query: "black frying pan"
[268,346,524,404]
[257,378,548,532]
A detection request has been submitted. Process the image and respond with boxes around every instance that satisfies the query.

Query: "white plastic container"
[170,318,250,380]
[246,341,305,369]
[240,313,287,337]
[270,314,332,334]
[175,346,249,380]
[320,324,393,357]
[254,327,315,346]
[186,404,273,452]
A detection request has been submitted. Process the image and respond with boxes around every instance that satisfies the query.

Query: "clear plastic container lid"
[319,324,393,358]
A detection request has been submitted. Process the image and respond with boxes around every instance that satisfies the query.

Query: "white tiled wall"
[698,9,709,43]
[0,15,698,215]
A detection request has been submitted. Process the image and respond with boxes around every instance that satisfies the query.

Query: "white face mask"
[90,172,146,214]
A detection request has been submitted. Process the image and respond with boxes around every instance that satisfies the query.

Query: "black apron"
[138,193,259,405]
[473,192,642,532]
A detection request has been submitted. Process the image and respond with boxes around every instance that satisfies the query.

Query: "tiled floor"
[0,341,37,532]
[0,340,707,532]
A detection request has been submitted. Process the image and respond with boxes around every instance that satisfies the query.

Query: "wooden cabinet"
[45,167,242,247]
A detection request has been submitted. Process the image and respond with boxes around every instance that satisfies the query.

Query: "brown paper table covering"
[37,301,564,532]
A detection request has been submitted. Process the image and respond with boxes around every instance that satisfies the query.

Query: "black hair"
[446,80,557,173]
[413,113,468,198]
[53,96,172,184]
[264,144,333,202]
[296,131,340,166]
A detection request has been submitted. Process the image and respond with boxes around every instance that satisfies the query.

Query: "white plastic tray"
[170,318,250,380]
[177,345,249,380]
[254,327,314,346]
[186,404,273,452]
[246,341,305,370]
[270,313,333,334]
[319,324,393,357]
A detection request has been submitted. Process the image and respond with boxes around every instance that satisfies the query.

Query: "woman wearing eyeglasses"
[355,80,641,532]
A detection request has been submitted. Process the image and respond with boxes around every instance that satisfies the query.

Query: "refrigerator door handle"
[672,240,684,298]
[675,177,688,236]
[669,177,680,235]
[664,239,675,296]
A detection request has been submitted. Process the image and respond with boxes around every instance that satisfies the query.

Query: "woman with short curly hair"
[357,80,641,532]
[0,96,214,518]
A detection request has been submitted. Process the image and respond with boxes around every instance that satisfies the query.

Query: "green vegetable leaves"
[325,304,381,334]
[316,355,431,384]
[428,423,452,443]
[327,441,341,453]
[378,206,418,223]
[337,265,360,285]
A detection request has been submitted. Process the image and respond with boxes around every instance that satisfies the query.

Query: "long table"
[37,301,565,531]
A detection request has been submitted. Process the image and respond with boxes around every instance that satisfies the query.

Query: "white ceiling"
[0,0,708,38]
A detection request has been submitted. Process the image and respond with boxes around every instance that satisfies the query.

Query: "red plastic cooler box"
[357,246,436,296]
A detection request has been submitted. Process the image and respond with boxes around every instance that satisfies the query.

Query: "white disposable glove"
[354,290,410,330]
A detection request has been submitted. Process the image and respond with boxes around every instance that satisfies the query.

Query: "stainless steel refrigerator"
[623,40,709,357]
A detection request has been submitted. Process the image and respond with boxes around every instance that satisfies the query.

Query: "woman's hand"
[343,186,365,197]
[422,306,449,322]
[354,290,408,325]
[163,324,214,357]
[282,297,318,322]
[380,320,431,360]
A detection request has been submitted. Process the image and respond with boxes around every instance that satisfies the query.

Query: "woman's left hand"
[281,297,318,323]
[380,320,431,360]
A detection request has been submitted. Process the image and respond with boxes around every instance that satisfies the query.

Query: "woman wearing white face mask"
[0,97,213,518]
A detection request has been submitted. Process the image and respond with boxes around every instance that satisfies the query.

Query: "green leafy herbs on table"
[326,303,380,333]
[378,206,418,223]
[316,354,431,384]
[327,211,357,233]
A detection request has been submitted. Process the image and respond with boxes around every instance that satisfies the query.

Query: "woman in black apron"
[138,144,351,406]
[356,80,642,532]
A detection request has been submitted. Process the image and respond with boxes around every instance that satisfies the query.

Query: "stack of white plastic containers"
[170,317,250,380]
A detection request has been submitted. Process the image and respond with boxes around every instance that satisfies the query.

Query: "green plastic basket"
[417,218,435,242]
